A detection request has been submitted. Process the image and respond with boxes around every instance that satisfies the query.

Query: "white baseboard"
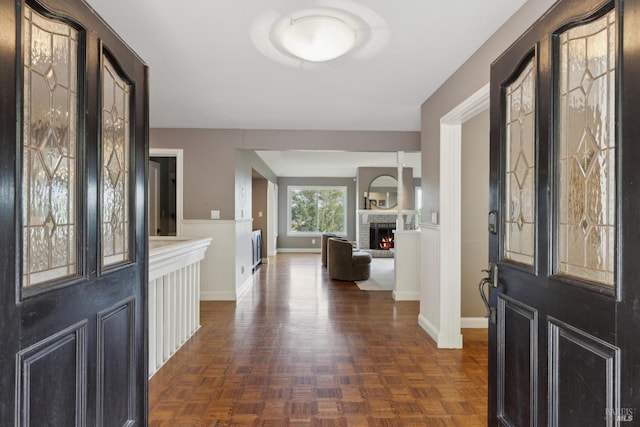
[200,291,236,301]
[236,275,254,300]
[461,317,488,328]
[437,331,463,349]
[418,314,439,344]
[392,291,420,301]
[418,314,463,349]
[277,248,321,253]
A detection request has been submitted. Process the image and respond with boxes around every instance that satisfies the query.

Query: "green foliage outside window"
[289,187,346,234]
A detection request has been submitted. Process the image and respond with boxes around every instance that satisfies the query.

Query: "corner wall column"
[397,151,405,231]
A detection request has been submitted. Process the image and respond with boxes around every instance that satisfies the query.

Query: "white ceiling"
[85,1,524,178]
[85,0,527,132]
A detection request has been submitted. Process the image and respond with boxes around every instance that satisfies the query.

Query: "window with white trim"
[287,186,347,235]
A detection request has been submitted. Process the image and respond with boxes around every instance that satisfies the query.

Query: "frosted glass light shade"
[281,15,356,62]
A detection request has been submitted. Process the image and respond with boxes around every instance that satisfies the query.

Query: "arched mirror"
[367,175,398,209]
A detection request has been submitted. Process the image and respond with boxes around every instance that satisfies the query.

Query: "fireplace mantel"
[358,209,417,215]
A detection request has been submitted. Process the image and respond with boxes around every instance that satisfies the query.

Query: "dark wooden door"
[0,0,148,425]
[488,0,640,424]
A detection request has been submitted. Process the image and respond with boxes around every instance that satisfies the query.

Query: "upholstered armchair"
[327,237,372,281]
[321,233,338,267]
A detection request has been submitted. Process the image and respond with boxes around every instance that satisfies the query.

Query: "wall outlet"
[311,238,316,245]
[431,211,439,224]
[258,211,263,218]
[211,210,220,219]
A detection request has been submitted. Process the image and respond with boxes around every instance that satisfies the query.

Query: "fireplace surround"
[358,210,416,257]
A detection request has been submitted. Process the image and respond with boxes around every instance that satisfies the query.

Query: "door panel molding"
[548,317,619,426]
[96,297,136,426]
[16,320,88,426]
[498,294,538,427]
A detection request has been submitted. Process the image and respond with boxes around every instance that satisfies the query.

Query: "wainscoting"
[182,219,255,301]
[418,225,463,348]
[393,230,420,301]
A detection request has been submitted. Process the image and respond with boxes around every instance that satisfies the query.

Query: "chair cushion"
[352,252,372,266]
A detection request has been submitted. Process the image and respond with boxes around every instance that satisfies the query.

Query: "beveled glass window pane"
[504,59,536,266]
[558,10,615,286]
[22,6,78,287]
[101,56,131,267]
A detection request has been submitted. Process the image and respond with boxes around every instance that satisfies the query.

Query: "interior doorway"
[436,82,489,348]
[149,160,161,236]
[149,156,177,236]
[460,109,490,326]
[252,169,269,264]
[149,148,184,237]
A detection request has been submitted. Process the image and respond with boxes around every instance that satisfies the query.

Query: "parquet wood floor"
[149,253,488,426]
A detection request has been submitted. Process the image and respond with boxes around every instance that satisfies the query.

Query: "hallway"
[148,254,488,426]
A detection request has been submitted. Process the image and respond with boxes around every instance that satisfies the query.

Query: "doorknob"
[478,262,498,324]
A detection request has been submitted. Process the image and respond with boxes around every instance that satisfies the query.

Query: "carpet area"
[356,257,394,291]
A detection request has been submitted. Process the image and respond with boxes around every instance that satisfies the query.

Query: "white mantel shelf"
[358,210,417,215]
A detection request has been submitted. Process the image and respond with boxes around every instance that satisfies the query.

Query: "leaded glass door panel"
[0,0,149,425]
[489,0,640,425]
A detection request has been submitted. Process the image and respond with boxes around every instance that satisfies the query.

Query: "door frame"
[437,82,490,347]
[149,148,184,236]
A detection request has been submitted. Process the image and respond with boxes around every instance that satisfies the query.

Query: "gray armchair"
[327,237,372,281]
[321,233,339,267]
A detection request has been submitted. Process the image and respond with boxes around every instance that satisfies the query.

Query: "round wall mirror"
[367,175,398,209]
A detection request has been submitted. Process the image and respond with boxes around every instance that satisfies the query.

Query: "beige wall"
[461,109,490,318]
[420,0,557,218]
[150,128,420,221]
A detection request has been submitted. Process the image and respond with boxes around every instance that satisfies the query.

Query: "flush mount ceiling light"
[280,15,357,62]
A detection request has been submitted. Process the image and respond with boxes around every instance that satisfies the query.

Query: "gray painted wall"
[150,128,419,220]
[235,149,276,221]
[420,0,557,218]
[461,109,490,318]
[150,128,239,220]
[277,177,357,250]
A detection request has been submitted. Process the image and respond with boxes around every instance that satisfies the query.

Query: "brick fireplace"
[358,210,416,257]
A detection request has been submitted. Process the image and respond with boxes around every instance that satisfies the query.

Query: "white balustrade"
[148,237,211,377]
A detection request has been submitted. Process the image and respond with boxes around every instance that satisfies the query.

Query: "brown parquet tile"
[148,253,488,426]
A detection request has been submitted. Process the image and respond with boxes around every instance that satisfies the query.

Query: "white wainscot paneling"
[182,220,237,301]
[148,236,211,377]
[235,219,255,300]
[418,225,463,348]
[393,230,420,301]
